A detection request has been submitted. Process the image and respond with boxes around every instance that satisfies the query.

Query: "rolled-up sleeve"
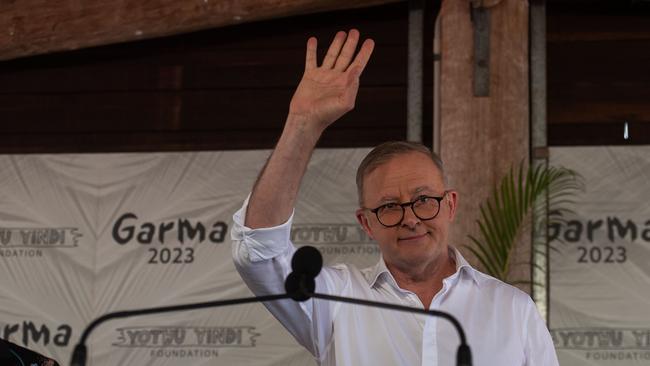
[231,195,295,264]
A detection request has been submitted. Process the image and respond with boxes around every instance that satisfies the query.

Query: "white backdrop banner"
[0,149,376,365]
[550,146,650,365]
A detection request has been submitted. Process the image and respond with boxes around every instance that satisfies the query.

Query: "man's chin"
[391,247,448,269]
[390,253,433,270]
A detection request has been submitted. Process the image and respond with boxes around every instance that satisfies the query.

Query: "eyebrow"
[377,186,434,203]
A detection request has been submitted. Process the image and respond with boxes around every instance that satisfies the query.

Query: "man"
[232,29,558,365]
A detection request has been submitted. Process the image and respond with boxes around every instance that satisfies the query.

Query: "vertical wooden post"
[439,0,530,291]
[408,0,425,142]
[530,0,549,320]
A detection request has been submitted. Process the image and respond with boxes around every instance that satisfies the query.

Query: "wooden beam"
[439,0,530,291]
[0,0,399,61]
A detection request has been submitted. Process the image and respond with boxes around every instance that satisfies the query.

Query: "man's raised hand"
[244,30,373,229]
[288,29,374,134]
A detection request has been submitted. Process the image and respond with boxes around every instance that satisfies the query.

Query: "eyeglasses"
[366,193,447,228]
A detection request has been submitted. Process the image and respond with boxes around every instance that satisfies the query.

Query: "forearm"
[245,114,323,228]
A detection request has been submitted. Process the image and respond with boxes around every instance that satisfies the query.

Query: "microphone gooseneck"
[69,293,290,366]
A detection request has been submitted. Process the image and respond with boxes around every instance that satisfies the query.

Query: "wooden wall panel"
[547,2,650,145]
[0,3,410,153]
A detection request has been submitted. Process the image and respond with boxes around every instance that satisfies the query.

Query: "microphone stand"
[71,246,472,366]
[69,294,290,366]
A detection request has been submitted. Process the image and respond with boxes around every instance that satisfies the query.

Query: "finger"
[321,31,346,69]
[346,38,375,75]
[343,66,361,107]
[334,29,360,71]
[347,65,362,82]
[305,37,317,71]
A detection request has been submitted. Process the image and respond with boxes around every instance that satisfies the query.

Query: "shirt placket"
[421,275,457,366]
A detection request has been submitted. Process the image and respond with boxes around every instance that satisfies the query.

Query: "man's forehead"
[376,185,438,201]
[367,152,443,180]
[371,174,442,192]
[358,150,446,206]
[364,160,444,197]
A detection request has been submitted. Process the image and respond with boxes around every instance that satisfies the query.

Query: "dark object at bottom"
[0,338,60,366]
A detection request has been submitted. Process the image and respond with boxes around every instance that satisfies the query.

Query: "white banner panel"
[0,149,376,365]
[550,146,650,365]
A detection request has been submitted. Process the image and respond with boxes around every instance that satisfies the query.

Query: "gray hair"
[356,141,446,206]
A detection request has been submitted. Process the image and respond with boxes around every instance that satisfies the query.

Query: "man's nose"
[400,205,420,229]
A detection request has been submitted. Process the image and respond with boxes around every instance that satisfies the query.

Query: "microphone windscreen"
[291,246,323,278]
[284,272,314,301]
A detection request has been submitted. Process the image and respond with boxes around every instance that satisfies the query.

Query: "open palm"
[289,30,375,131]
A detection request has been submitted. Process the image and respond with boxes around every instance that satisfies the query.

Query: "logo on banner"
[552,328,650,362]
[112,326,259,359]
[0,227,82,258]
[549,217,650,264]
[111,213,229,265]
[1,321,73,348]
[291,223,379,256]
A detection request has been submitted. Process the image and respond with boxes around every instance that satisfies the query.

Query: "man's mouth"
[398,233,429,242]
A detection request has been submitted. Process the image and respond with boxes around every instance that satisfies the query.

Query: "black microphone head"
[285,272,315,302]
[291,246,323,278]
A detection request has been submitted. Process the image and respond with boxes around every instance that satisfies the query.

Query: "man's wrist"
[284,113,326,145]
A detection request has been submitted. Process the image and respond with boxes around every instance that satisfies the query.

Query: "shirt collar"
[366,246,481,288]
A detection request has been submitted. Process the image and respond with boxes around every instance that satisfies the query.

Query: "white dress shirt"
[231,200,559,366]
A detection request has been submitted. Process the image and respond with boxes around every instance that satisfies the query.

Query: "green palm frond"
[463,162,583,284]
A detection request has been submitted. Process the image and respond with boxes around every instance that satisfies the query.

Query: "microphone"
[285,245,322,301]
[285,245,473,366]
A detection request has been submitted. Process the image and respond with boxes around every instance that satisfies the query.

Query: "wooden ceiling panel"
[0,0,401,61]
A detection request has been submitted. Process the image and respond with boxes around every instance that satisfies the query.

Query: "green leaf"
[465,162,583,287]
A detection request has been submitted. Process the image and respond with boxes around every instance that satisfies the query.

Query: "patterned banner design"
[550,146,650,366]
[113,326,260,348]
[0,228,82,259]
[0,150,371,365]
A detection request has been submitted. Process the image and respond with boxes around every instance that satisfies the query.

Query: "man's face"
[356,151,457,272]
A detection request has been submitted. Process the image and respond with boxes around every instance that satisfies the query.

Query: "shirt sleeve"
[231,196,346,361]
[523,298,560,366]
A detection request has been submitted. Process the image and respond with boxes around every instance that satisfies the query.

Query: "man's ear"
[446,190,458,222]
[355,208,375,240]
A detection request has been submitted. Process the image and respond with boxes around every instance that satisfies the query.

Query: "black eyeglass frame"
[366,192,448,228]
